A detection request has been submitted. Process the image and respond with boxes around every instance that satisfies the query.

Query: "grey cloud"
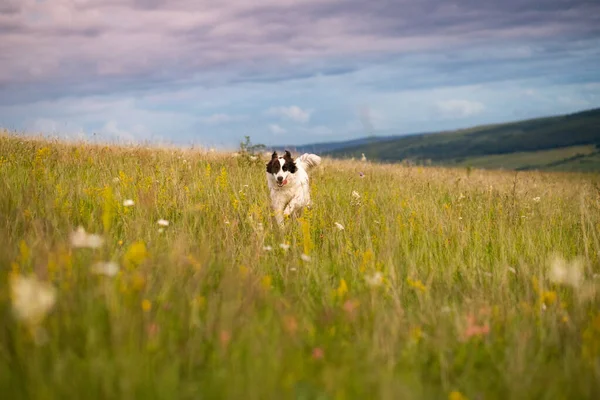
[239,0,600,37]
[132,0,169,10]
[0,18,22,34]
[1,0,599,105]
[0,0,21,15]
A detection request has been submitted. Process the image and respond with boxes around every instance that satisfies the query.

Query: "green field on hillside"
[323,108,600,172]
[448,145,598,171]
[1,133,600,399]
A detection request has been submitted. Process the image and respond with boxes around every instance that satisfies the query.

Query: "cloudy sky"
[1,0,599,148]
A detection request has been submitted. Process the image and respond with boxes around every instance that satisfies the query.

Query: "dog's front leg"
[270,191,287,227]
[283,198,301,219]
[274,209,285,227]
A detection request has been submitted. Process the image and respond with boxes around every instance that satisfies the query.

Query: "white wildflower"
[10,275,56,325]
[157,219,169,227]
[112,177,120,183]
[290,267,297,272]
[158,228,165,233]
[532,197,541,203]
[508,267,517,274]
[352,190,361,199]
[300,254,312,262]
[250,156,257,161]
[279,243,290,251]
[364,271,384,287]
[123,199,134,207]
[91,261,120,277]
[263,245,273,251]
[458,193,466,200]
[549,255,583,288]
[334,222,345,231]
[361,153,367,162]
[70,226,104,249]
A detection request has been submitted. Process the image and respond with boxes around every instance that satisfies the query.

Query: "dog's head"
[266,150,297,188]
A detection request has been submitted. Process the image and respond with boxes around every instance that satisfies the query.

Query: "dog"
[266,150,321,226]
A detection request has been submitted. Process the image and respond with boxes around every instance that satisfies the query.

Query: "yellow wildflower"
[410,326,423,343]
[141,299,152,312]
[541,290,557,307]
[261,275,273,291]
[123,241,148,269]
[131,273,146,291]
[407,277,427,293]
[359,249,374,272]
[19,240,30,264]
[449,391,468,400]
[102,186,115,233]
[192,295,206,310]
[336,279,348,299]
[217,167,228,189]
[186,255,202,271]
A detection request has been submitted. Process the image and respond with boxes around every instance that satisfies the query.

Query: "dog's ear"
[283,150,297,173]
[266,151,279,173]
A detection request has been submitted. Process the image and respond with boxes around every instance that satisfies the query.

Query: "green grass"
[450,145,598,170]
[1,133,600,399]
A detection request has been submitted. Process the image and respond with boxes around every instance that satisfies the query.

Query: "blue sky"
[0,0,599,149]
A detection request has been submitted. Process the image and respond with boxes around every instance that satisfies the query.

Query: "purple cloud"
[2,0,598,103]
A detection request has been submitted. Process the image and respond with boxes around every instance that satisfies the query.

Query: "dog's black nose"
[277,176,283,182]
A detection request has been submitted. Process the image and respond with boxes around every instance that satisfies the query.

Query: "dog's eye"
[282,165,287,172]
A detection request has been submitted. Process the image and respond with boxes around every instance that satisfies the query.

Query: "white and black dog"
[266,150,321,226]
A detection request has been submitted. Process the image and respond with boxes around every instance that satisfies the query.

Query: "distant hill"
[272,135,401,154]
[277,108,600,172]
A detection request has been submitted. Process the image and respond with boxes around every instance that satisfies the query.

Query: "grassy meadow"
[1,132,600,399]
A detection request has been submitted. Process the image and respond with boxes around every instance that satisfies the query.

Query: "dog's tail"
[296,153,321,171]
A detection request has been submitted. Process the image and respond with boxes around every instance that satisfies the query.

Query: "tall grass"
[1,133,600,399]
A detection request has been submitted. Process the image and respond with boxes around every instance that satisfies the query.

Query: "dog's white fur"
[266,151,321,226]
